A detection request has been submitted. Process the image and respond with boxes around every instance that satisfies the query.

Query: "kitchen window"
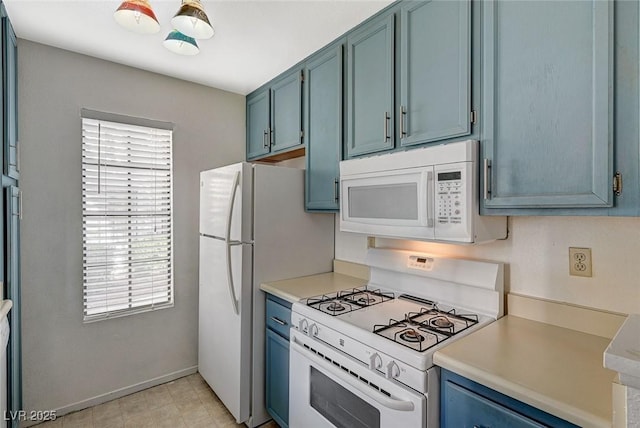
[81,110,174,322]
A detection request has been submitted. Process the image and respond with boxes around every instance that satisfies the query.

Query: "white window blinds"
[82,117,173,322]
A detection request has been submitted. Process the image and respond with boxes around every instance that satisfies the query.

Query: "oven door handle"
[290,338,415,412]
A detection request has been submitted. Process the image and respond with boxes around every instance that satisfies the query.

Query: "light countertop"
[434,315,615,428]
[260,272,368,303]
[604,314,640,389]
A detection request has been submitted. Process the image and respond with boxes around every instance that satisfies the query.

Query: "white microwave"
[339,140,506,244]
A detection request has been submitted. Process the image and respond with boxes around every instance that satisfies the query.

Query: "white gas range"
[289,248,504,428]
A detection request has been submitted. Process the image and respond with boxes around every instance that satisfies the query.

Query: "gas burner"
[326,302,345,312]
[399,329,425,343]
[306,287,395,316]
[430,316,454,329]
[406,307,480,337]
[373,319,445,352]
[340,288,395,307]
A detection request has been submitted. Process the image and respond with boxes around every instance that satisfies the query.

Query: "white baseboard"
[21,366,198,427]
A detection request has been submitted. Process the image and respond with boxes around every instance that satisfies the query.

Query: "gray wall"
[18,40,245,413]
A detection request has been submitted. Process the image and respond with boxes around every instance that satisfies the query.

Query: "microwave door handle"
[427,171,434,228]
[290,337,415,412]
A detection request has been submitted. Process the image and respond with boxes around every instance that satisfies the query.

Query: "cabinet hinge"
[470,110,477,125]
[613,172,623,196]
[300,70,304,83]
[300,130,304,140]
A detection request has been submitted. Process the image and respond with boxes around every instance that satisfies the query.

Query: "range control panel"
[407,255,434,271]
[436,170,465,225]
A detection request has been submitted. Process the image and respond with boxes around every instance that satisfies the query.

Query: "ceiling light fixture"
[114,0,214,56]
[171,0,215,40]
[113,0,160,34]
[163,30,200,56]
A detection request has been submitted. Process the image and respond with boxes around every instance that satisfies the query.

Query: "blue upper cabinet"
[346,14,395,158]
[305,43,343,211]
[246,89,271,160]
[399,0,470,147]
[246,68,303,161]
[270,70,303,153]
[481,0,614,209]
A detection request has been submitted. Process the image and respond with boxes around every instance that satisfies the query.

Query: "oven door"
[289,329,426,428]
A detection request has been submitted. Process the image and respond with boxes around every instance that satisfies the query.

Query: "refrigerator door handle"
[224,171,241,315]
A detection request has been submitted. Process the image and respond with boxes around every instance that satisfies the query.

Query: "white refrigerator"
[199,162,334,427]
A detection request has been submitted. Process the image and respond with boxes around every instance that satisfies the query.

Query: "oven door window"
[310,367,380,428]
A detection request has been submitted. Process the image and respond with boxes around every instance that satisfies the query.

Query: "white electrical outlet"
[569,247,592,277]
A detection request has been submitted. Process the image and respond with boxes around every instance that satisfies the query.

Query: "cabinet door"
[305,44,343,211]
[265,329,289,428]
[5,186,20,428]
[346,14,395,158]
[246,89,270,160]
[3,17,17,179]
[442,381,544,428]
[482,0,613,208]
[270,69,302,154]
[399,0,470,147]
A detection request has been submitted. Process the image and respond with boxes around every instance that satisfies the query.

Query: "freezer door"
[198,236,252,423]
[200,163,252,242]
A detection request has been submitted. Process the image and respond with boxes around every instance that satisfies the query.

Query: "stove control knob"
[299,318,309,334]
[309,323,319,337]
[369,353,382,371]
[385,361,400,379]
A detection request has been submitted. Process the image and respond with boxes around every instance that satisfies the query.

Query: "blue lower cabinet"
[441,369,578,428]
[266,329,289,428]
[265,295,291,428]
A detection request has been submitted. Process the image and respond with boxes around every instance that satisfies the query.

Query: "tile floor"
[34,373,280,428]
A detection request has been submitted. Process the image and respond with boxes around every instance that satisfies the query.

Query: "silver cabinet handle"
[270,316,287,326]
[383,112,390,141]
[269,127,274,147]
[483,158,491,200]
[263,130,268,148]
[18,190,22,220]
[400,106,407,137]
[334,178,339,202]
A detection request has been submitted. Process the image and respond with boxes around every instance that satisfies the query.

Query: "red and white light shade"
[113,0,214,55]
[113,0,160,35]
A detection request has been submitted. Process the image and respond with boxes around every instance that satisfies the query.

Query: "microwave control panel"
[436,169,465,225]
